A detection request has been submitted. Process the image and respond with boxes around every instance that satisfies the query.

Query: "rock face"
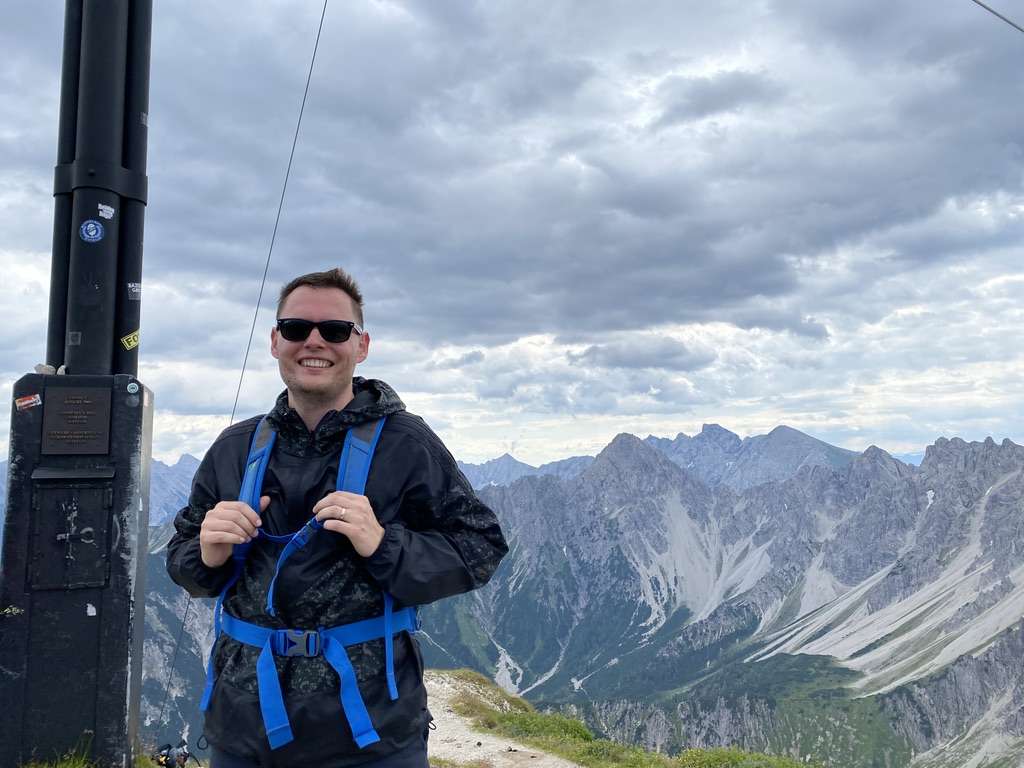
[457,453,594,488]
[422,431,1024,768]
[645,423,859,491]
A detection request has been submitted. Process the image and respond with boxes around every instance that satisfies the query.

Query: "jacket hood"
[267,377,406,455]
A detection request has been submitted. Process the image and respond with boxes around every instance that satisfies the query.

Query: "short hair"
[277,268,364,325]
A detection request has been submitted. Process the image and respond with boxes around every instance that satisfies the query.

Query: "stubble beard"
[283,364,353,412]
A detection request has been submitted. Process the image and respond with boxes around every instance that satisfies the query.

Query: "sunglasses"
[276,318,363,344]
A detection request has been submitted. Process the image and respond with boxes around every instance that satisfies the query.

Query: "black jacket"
[166,379,508,767]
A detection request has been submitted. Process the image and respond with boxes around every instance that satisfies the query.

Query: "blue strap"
[219,608,418,749]
[263,418,386,616]
[383,593,397,700]
[323,638,380,748]
[201,418,274,713]
[338,418,386,493]
[265,517,324,616]
[204,416,408,751]
[257,639,294,749]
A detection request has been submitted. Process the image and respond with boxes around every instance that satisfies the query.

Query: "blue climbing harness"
[199,415,418,750]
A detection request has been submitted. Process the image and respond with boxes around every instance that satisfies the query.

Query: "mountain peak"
[698,423,742,450]
[591,432,679,475]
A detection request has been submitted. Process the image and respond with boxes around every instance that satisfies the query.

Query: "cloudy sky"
[2,1,1023,465]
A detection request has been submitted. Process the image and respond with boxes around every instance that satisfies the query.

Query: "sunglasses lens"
[318,321,353,343]
[278,319,314,342]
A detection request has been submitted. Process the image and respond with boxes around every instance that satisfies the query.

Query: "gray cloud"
[2,0,1024,462]
[572,337,716,371]
[654,70,786,128]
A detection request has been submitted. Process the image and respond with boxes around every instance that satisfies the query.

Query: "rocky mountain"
[458,453,595,488]
[149,455,201,526]
[457,423,861,494]
[420,433,1024,767]
[645,423,859,491]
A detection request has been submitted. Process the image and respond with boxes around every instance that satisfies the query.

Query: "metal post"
[114,0,152,376]
[46,0,84,368]
[63,0,130,375]
[0,2,154,766]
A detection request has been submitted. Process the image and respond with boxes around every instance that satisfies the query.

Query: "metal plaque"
[41,386,112,455]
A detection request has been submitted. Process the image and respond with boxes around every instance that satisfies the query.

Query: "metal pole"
[63,0,130,374]
[46,0,84,368]
[114,0,152,376]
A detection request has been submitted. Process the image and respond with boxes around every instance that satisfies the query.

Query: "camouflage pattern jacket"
[166,379,508,766]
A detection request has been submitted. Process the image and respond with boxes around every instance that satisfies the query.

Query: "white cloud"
[1,1,1023,467]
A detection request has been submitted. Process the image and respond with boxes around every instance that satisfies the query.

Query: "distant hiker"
[166,268,508,768]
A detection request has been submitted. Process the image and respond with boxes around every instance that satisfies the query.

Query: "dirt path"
[425,671,582,768]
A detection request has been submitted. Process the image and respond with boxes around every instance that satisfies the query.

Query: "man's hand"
[313,491,385,557]
[199,496,269,568]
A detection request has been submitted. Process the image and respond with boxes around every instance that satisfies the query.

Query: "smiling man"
[167,268,508,768]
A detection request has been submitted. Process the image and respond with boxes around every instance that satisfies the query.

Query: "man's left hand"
[313,491,385,557]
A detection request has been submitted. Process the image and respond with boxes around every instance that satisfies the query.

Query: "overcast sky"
[2,1,1023,465]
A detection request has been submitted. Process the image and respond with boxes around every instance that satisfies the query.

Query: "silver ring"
[339,506,347,520]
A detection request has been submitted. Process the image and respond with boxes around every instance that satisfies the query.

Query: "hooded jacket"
[166,379,508,766]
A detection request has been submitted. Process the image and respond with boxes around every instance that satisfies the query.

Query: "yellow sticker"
[120,330,140,350]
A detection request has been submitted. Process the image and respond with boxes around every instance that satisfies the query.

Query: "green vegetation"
[656,654,912,768]
[443,669,816,768]
[19,757,157,768]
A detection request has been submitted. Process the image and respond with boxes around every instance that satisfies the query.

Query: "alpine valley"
[5,424,1021,767]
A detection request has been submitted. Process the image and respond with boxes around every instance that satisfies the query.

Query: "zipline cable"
[969,0,1024,35]
[153,0,330,734]
[229,0,331,426]
[155,596,192,730]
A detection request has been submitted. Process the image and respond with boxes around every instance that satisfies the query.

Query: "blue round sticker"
[79,219,104,243]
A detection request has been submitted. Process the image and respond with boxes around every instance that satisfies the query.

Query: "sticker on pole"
[120,330,140,351]
[15,393,42,411]
[79,219,104,243]
[127,282,142,301]
[97,204,115,220]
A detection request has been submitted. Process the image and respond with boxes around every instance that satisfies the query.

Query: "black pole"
[46,0,84,368]
[63,0,130,375]
[114,0,152,376]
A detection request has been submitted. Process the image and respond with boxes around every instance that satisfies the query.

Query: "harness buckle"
[274,629,321,657]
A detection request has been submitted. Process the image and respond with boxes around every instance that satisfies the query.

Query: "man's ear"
[356,331,370,364]
[270,326,280,359]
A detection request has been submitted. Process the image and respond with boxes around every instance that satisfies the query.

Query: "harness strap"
[220,608,418,748]
[264,418,387,617]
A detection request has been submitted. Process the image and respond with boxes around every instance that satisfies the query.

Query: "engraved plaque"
[41,386,112,455]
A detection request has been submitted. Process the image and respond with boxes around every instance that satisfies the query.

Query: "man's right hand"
[199,496,269,568]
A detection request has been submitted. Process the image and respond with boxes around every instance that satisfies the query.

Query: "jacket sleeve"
[166,447,236,598]
[364,423,508,606]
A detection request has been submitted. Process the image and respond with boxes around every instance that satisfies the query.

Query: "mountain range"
[438,426,1024,767]
[3,423,1020,766]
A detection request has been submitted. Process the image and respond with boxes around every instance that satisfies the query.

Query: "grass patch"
[20,758,157,768]
[442,669,816,768]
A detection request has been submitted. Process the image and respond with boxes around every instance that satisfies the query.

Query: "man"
[167,268,508,767]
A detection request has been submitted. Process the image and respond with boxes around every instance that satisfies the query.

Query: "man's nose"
[303,328,328,346]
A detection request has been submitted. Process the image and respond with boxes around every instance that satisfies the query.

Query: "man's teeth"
[300,359,332,368]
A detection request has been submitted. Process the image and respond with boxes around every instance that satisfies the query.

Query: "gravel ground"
[425,671,582,768]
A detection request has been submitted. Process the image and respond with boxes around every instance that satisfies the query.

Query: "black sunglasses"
[276,318,363,344]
